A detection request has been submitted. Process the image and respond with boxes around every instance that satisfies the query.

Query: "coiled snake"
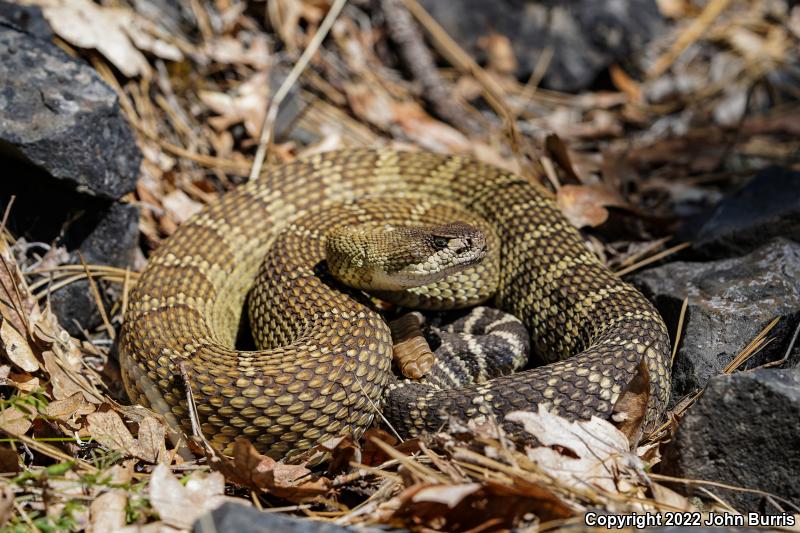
[120,149,670,458]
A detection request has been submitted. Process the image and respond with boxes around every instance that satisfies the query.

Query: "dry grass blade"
[77,254,115,340]
[0,429,97,474]
[27,264,135,301]
[615,242,691,277]
[723,316,780,373]
[249,0,349,181]
[647,316,786,444]
[756,318,800,370]
[400,0,531,175]
[616,237,672,269]
[648,0,733,78]
[368,436,447,484]
[670,297,689,369]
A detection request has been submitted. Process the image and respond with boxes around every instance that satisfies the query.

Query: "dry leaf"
[361,428,398,466]
[205,34,270,68]
[89,490,127,532]
[149,464,243,530]
[199,71,269,139]
[229,438,330,500]
[136,416,167,464]
[0,238,38,336]
[22,0,184,77]
[45,471,89,521]
[390,101,471,153]
[0,406,33,436]
[318,435,360,475]
[161,190,204,225]
[7,372,39,393]
[478,32,517,75]
[22,0,147,77]
[0,482,12,527]
[87,411,167,464]
[345,83,396,130]
[544,133,584,183]
[506,407,648,497]
[388,478,571,530]
[411,483,481,507]
[87,411,136,454]
[0,319,38,372]
[556,184,629,228]
[44,392,96,425]
[42,351,91,401]
[650,481,697,511]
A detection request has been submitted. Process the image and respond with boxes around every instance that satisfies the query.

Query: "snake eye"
[432,237,449,250]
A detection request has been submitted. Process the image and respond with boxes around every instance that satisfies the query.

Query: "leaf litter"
[2,0,800,530]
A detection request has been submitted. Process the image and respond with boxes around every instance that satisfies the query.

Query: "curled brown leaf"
[226,438,331,501]
[556,184,630,228]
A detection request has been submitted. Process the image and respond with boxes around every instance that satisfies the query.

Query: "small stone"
[662,368,800,512]
[192,502,390,533]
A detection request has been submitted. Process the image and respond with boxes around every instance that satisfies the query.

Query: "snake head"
[326,221,487,291]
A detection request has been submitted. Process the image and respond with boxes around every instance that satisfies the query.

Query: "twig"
[648,0,733,78]
[399,0,531,178]
[121,267,132,318]
[380,0,474,132]
[78,253,115,340]
[179,362,205,445]
[249,0,349,181]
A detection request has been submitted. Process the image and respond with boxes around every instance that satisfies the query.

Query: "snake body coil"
[120,149,670,458]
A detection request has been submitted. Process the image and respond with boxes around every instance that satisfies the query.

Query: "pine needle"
[670,297,689,369]
[615,242,691,277]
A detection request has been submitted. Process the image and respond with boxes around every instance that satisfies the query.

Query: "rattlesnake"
[119,148,670,458]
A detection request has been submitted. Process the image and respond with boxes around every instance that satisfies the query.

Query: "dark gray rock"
[49,203,140,336]
[193,502,397,533]
[632,239,800,403]
[0,24,140,200]
[417,0,664,92]
[689,167,800,258]
[662,368,800,512]
[0,1,53,39]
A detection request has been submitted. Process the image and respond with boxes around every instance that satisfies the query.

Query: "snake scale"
[120,148,670,458]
